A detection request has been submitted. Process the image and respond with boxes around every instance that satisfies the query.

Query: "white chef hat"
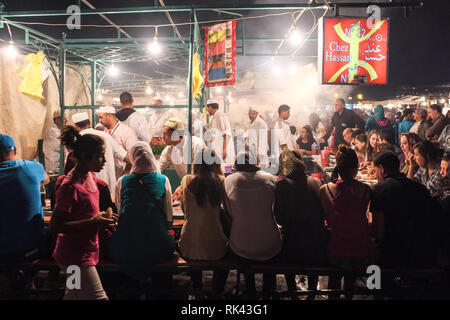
[71,112,89,124]
[153,93,163,102]
[206,98,220,108]
[249,106,259,112]
[97,106,116,114]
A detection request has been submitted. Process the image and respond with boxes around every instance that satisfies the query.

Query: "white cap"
[52,109,61,118]
[72,112,89,124]
[164,118,184,130]
[98,106,116,114]
[153,93,162,101]
[249,106,259,112]
[206,98,219,106]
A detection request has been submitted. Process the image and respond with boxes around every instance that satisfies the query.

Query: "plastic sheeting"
[0,52,91,160]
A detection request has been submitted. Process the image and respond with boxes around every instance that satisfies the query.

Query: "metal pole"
[59,48,66,173]
[187,9,196,174]
[2,2,423,17]
[91,61,97,105]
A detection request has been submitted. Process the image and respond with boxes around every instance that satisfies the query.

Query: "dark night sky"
[1,0,449,99]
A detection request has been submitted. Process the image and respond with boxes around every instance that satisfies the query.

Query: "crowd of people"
[1,93,450,300]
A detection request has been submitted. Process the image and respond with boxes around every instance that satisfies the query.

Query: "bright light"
[334,93,339,98]
[178,92,184,98]
[272,66,281,76]
[147,38,161,55]
[228,95,233,103]
[97,94,103,101]
[108,65,119,77]
[289,30,302,45]
[440,99,446,104]
[165,94,171,101]
[420,96,426,101]
[288,63,297,75]
[5,42,17,58]
[422,102,428,107]
[348,96,353,100]
[146,87,153,95]
[216,87,223,93]
[357,93,363,100]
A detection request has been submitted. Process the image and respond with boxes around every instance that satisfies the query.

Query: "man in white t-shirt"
[72,112,131,196]
[115,91,151,144]
[272,104,293,162]
[98,106,137,177]
[204,99,235,168]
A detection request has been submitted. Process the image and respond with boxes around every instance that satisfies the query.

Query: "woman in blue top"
[109,141,175,281]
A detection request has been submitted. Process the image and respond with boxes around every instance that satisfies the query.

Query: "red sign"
[319,17,389,85]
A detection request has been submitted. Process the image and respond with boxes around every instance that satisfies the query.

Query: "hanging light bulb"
[146,86,153,95]
[289,30,302,46]
[148,37,161,55]
[178,92,184,98]
[97,93,103,101]
[5,41,17,58]
[108,64,119,77]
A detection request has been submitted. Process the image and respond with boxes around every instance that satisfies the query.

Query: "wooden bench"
[1,255,448,299]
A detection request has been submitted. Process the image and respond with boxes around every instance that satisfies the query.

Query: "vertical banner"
[318,17,389,85]
[204,20,236,87]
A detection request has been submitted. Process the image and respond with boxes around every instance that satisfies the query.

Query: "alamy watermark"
[367,5,382,29]
[66,265,81,290]
[65,264,382,291]
[66,5,81,30]
[167,128,282,174]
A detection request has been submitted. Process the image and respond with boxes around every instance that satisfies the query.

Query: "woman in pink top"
[320,145,375,300]
[51,126,118,300]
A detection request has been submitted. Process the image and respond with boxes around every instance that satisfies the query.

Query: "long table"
[309,154,378,187]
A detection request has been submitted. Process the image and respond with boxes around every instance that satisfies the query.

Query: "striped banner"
[204,20,236,87]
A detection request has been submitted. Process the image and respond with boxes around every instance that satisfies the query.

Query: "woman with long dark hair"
[400,132,422,176]
[320,145,374,300]
[409,141,447,198]
[178,149,228,295]
[354,133,368,163]
[51,125,117,300]
[296,125,316,156]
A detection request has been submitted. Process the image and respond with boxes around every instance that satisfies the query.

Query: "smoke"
[212,61,353,131]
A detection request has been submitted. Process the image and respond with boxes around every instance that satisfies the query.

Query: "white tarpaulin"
[0,52,90,160]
